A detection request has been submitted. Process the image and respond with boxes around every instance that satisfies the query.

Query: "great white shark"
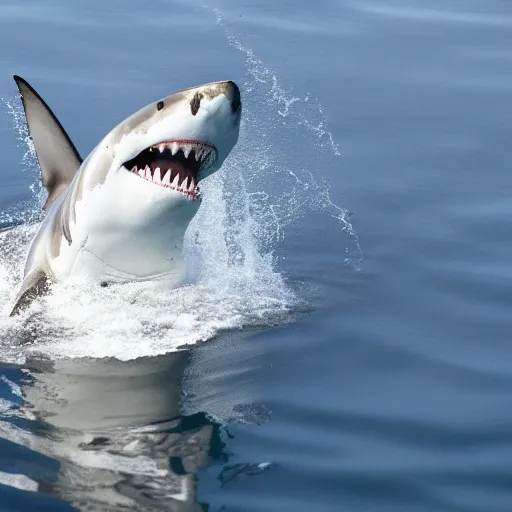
[9,76,241,315]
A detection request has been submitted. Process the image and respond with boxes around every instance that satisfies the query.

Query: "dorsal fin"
[13,75,82,211]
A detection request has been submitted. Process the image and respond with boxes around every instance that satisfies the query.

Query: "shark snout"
[224,81,241,113]
[192,81,241,116]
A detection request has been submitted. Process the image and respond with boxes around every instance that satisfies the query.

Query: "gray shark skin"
[10,76,241,315]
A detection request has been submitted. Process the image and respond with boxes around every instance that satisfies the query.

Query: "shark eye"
[157,101,164,111]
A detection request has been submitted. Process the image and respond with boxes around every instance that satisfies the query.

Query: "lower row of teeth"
[131,166,197,193]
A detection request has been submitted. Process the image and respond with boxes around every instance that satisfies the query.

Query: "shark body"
[10,76,241,315]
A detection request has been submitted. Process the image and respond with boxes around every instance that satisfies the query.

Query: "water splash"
[0,94,298,362]
[0,221,297,363]
[212,8,360,259]
[0,96,44,228]
[0,12,357,363]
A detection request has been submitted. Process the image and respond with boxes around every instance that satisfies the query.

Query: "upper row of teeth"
[149,142,213,164]
[132,166,197,193]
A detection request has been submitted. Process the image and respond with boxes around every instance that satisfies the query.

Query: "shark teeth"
[130,165,199,199]
[153,167,161,184]
[125,139,217,200]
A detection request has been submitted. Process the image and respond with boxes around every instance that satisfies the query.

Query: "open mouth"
[123,140,218,200]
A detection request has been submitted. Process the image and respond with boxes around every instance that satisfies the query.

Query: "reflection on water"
[0,350,226,511]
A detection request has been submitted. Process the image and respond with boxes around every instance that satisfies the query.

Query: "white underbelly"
[67,243,186,287]
[46,169,199,287]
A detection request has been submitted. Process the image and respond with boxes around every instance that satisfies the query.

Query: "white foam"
[0,215,296,363]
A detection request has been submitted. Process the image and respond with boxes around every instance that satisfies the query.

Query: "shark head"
[92,81,241,204]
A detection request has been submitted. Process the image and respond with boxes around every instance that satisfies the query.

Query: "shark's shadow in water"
[2,350,227,511]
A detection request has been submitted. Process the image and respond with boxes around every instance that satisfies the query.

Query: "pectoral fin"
[13,76,82,211]
[9,268,49,316]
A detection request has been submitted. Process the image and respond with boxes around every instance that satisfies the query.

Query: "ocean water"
[0,0,511,510]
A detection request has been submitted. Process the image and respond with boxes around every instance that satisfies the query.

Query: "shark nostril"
[157,101,164,111]
[190,93,202,116]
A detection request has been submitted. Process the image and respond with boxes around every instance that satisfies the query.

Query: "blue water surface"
[0,1,511,511]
